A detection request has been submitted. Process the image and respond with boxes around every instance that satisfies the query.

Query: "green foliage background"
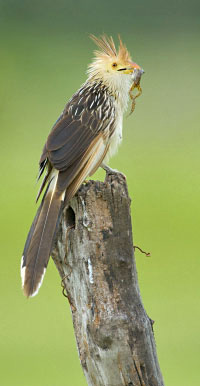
[0,1,199,385]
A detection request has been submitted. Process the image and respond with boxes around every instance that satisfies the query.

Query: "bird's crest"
[90,34,131,62]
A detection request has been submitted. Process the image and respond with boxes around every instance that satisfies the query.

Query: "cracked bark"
[51,172,165,386]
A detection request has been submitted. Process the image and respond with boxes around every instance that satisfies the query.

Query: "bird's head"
[88,35,144,100]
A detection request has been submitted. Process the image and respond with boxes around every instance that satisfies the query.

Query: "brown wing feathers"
[64,134,109,203]
[21,82,114,297]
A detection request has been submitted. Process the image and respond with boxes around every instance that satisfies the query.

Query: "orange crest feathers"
[118,35,131,62]
[90,34,131,61]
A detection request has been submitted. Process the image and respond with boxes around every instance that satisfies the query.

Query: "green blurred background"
[0,0,199,385]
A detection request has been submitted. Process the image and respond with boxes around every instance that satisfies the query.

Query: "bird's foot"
[101,164,126,181]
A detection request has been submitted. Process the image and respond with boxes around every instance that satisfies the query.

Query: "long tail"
[21,171,64,297]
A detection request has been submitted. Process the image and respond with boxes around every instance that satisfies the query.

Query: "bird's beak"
[117,61,144,75]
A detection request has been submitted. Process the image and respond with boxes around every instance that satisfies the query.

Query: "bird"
[21,35,144,297]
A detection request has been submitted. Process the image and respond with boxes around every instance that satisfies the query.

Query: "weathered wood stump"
[52,172,164,386]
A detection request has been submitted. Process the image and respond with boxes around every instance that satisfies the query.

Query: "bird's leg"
[101,163,126,180]
[101,163,118,174]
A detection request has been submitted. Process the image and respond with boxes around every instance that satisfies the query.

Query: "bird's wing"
[38,85,115,197]
[47,87,114,169]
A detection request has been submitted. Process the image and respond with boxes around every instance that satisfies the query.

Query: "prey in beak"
[129,67,144,115]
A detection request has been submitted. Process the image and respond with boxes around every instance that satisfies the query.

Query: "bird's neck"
[86,74,132,113]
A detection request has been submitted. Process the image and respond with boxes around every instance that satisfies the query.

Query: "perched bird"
[21,35,144,297]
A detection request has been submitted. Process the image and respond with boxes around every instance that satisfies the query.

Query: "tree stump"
[52,172,164,386]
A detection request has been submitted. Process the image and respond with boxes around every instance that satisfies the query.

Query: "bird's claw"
[101,164,126,181]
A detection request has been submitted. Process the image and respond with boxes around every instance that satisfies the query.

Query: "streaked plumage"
[21,35,144,297]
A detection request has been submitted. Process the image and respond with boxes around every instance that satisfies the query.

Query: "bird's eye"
[112,62,117,68]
